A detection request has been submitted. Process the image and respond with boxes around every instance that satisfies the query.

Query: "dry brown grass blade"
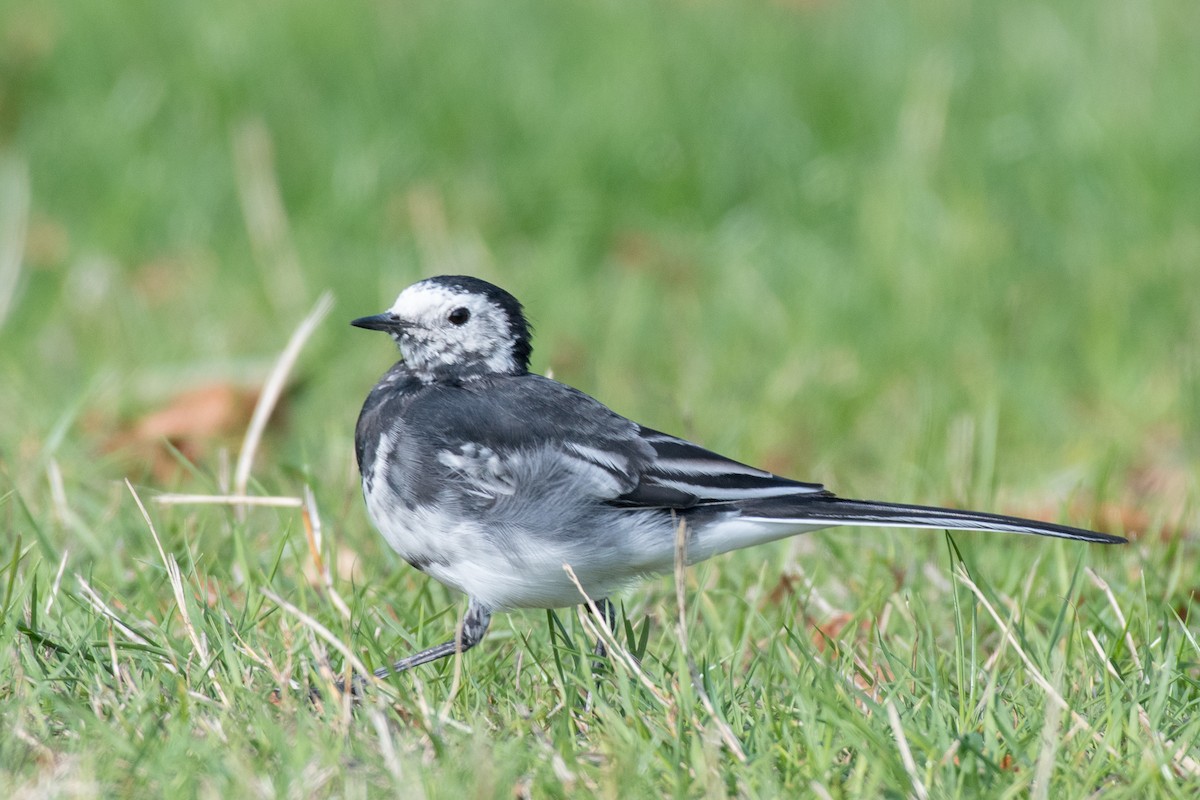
[154,494,303,507]
[302,485,352,620]
[126,480,231,705]
[1085,567,1145,682]
[563,564,673,710]
[671,518,747,763]
[885,699,929,800]
[260,588,373,685]
[233,290,334,513]
[955,566,1121,759]
[75,575,179,678]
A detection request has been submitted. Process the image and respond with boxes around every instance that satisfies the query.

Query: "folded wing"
[607,427,828,509]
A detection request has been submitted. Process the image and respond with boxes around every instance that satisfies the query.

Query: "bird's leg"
[373,598,493,679]
[587,597,617,660]
[323,599,493,698]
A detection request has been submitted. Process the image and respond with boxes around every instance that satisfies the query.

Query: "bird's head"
[352,275,532,382]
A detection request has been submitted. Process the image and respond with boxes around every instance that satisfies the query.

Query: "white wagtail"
[350,275,1125,678]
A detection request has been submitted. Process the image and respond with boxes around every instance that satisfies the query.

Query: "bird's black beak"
[351,312,405,333]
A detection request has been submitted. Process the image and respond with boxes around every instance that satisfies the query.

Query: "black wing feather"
[608,426,827,510]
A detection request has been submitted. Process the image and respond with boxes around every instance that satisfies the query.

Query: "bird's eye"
[447,307,471,325]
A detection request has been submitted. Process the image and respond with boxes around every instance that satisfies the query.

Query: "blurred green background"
[2,0,1198,796]
[3,0,1198,496]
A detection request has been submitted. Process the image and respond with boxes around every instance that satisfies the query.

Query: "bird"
[349,274,1126,679]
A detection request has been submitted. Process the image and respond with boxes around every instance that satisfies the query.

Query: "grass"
[2,0,1199,796]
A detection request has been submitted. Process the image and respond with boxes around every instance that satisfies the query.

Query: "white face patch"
[388,282,520,379]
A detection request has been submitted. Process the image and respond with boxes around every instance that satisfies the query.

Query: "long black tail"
[739,495,1127,545]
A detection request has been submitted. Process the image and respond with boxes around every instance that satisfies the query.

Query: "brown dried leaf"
[131,383,259,442]
[811,611,854,653]
[103,382,274,482]
[766,571,800,606]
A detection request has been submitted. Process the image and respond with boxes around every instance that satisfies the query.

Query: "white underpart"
[388,283,519,378]
[684,517,829,563]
